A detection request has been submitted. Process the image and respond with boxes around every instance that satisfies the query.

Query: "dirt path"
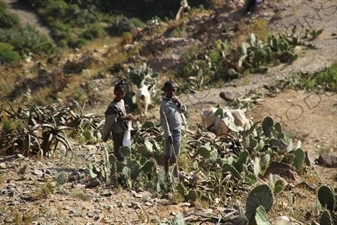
[3,0,53,41]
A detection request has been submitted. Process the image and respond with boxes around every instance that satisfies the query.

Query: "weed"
[173,24,187,37]
[195,198,210,209]
[303,61,337,92]
[32,178,56,199]
[171,190,184,203]
[243,74,251,85]
[138,211,147,223]
[72,191,91,201]
[119,32,133,45]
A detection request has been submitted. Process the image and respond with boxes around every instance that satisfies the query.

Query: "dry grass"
[231,18,269,48]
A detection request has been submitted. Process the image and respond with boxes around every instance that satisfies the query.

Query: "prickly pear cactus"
[119,146,132,159]
[196,146,211,159]
[176,183,186,198]
[320,210,333,225]
[318,185,336,211]
[255,206,271,225]
[140,158,157,175]
[245,184,274,220]
[56,172,68,186]
[294,148,305,171]
[127,159,140,181]
[187,189,198,201]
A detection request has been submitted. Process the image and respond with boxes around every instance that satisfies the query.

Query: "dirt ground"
[1,0,337,224]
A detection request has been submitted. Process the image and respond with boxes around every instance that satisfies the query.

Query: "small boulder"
[316,153,337,168]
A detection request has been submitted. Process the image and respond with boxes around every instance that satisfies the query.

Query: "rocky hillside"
[1,0,337,225]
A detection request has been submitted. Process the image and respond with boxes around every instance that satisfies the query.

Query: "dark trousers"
[245,0,257,14]
[112,132,124,161]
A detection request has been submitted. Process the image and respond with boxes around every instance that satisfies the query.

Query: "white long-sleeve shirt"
[160,97,186,137]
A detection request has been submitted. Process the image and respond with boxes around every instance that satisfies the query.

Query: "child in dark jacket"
[102,81,134,161]
[160,81,187,176]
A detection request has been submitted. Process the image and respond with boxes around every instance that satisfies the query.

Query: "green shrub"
[128,17,145,28]
[304,62,337,92]
[0,42,21,62]
[0,13,20,29]
[68,37,87,49]
[110,17,134,35]
[0,24,50,55]
[0,1,7,13]
[80,23,104,40]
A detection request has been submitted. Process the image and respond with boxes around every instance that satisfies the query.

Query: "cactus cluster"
[317,185,337,224]
[127,62,158,88]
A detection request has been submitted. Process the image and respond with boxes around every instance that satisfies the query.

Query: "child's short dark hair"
[114,80,127,91]
[163,80,176,90]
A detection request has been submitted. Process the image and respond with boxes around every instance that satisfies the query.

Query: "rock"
[295,181,317,193]
[69,210,81,217]
[275,216,291,225]
[316,153,337,168]
[85,179,101,188]
[219,91,236,101]
[304,151,315,166]
[32,169,43,177]
[101,190,112,197]
[264,161,299,181]
[68,170,81,182]
[0,162,6,169]
[4,217,13,223]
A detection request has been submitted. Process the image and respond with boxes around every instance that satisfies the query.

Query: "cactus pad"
[245,184,273,220]
[254,206,271,225]
[320,210,333,225]
[294,148,305,171]
[262,116,274,137]
[318,185,336,211]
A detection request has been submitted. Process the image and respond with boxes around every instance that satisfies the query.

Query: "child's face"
[114,88,126,101]
[165,85,177,98]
